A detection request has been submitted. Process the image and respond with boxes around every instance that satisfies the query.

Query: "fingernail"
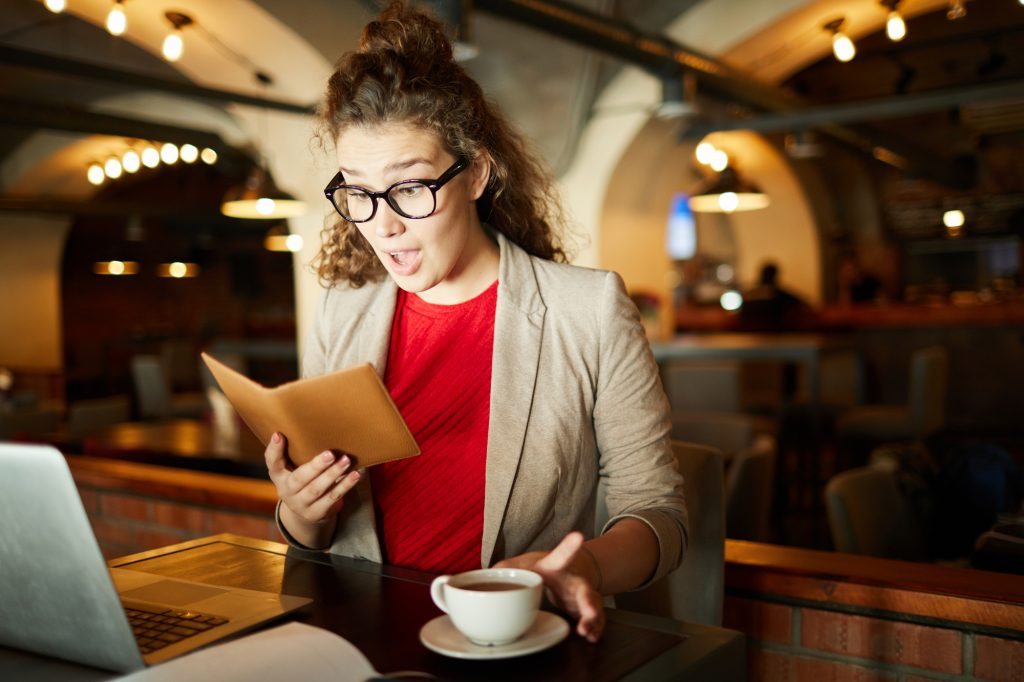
[350,471,361,482]
[320,451,334,462]
[272,432,281,444]
[339,454,350,466]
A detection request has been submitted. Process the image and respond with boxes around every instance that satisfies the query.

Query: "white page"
[117,622,379,682]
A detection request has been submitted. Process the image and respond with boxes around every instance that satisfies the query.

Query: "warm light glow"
[106,3,127,36]
[104,157,123,179]
[141,146,160,168]
[162,31,184,62]
[720,290,743,312]
[122,149,140,174]
[947,224,963,238]
[222,199,307,219]
[158,262,199,278]
[832,32,856,62]
[160,142,179,165]
[695,141,716,165]
[943,209,965,228]
[264,231,304,253]
[87,164,105,186]
[44,0,66,13]
[200,147,218,165]
[718,191,739,213]
[255,198,276,216]
[709,149,729,172]
[179,144,198,163]
[93,260,139,276]
[947,0,966,20]
[689,192,771,214]
[886,11,906,41]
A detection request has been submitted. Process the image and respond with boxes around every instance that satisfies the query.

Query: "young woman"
[266,1,687,642]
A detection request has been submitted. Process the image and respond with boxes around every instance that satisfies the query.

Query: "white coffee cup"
[430,568,543,646]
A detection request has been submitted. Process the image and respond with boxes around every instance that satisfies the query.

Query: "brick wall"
[725,542,1024,682]
[68,456,280,559]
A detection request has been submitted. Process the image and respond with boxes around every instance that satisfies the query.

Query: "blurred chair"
[671,410,777,542]
[598,441,725,626]
[836,345,949,444]
[824,464,928,560]
[661,361,741,413]
[131,355,206,420]
[67,396,131,438]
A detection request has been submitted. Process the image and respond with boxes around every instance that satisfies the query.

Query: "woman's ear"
[468,154,491,201]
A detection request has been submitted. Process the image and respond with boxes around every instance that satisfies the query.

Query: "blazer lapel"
[481,233,545,566]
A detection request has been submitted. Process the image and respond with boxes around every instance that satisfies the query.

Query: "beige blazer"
[286,231,688,585]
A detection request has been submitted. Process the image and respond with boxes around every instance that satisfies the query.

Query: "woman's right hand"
[265,432,361,544]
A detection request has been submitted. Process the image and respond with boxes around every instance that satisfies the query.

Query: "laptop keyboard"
[125,604,230,654]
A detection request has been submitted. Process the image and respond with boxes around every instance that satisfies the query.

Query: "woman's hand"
[265,432,360,546]
[494,532,605,642]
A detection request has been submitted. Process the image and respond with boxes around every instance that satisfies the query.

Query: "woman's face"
[334,123,495,304]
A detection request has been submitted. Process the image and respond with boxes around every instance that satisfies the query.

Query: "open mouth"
[385,249,422,276]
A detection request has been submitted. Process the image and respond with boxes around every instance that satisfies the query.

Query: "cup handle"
[430,575,451,613]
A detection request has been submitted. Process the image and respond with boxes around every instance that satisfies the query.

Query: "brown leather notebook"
[201,352,419,469]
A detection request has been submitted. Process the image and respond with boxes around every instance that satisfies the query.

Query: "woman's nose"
[374,201,406,238]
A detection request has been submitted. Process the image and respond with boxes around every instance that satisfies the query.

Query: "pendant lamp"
[220,166,306,219]
[688,168,770,214]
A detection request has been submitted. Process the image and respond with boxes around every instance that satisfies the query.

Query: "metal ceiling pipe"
[681,80,1024,137]
[474,0,974,188]
[0,44,313,116]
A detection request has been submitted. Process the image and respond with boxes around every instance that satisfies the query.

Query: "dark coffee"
[464,581,524,592]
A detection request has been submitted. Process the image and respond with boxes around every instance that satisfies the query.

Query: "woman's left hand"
[493,531,605,642]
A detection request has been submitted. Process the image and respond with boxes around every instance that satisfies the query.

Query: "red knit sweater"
[370,281,497,574]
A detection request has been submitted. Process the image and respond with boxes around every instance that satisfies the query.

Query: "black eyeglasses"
[323,158,469,223]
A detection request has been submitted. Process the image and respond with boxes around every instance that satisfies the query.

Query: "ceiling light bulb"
[709,149,729,172]
[886,11,906,41]
[720,290,743,312]
[943,209,965,228]
[169,262,187,278]
[87,164,105,186]
[695,141,716,165]
[200,147,218,165]
[122,149,140,173]
[162,30,184,62]
[255,198,276,216]
[832,32,856,62]
[160,142,179,164]
[44,0,66,13]
[179,144,198,163]
[104,157,123,179]
[141,146,160,168]
[285,234,304,253]
[108,260,126,276]
[106,2,127,36]
[718,192,739,213]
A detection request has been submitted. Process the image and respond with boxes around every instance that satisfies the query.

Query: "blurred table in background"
[80,418,267,479]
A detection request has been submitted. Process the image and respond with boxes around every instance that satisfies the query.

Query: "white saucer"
[419,611,570,660]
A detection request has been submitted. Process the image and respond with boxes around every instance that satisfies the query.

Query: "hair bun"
[359,0,454,65]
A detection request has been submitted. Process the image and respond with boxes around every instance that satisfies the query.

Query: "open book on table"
[201,352,419,469]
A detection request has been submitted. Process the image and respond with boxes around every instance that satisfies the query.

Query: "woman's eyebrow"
[338,157,433,179]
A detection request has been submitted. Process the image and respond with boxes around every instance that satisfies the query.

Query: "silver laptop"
[0,442,311,673]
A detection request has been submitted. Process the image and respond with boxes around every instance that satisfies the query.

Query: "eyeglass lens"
[333,181,435,222]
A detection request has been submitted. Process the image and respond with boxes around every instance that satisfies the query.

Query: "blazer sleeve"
[592,271,688,586]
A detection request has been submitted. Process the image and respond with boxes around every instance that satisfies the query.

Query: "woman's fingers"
[284,451,341,496]
[301,455,353,502]
[305,470,361,521]
[533,531,584,573]
[264,432,290,484]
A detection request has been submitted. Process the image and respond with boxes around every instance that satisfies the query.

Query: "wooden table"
[0,534,746,681]
[81,418,268,478]
[651,333,858,409]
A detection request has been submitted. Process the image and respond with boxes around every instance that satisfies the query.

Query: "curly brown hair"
[312,0,571,287]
